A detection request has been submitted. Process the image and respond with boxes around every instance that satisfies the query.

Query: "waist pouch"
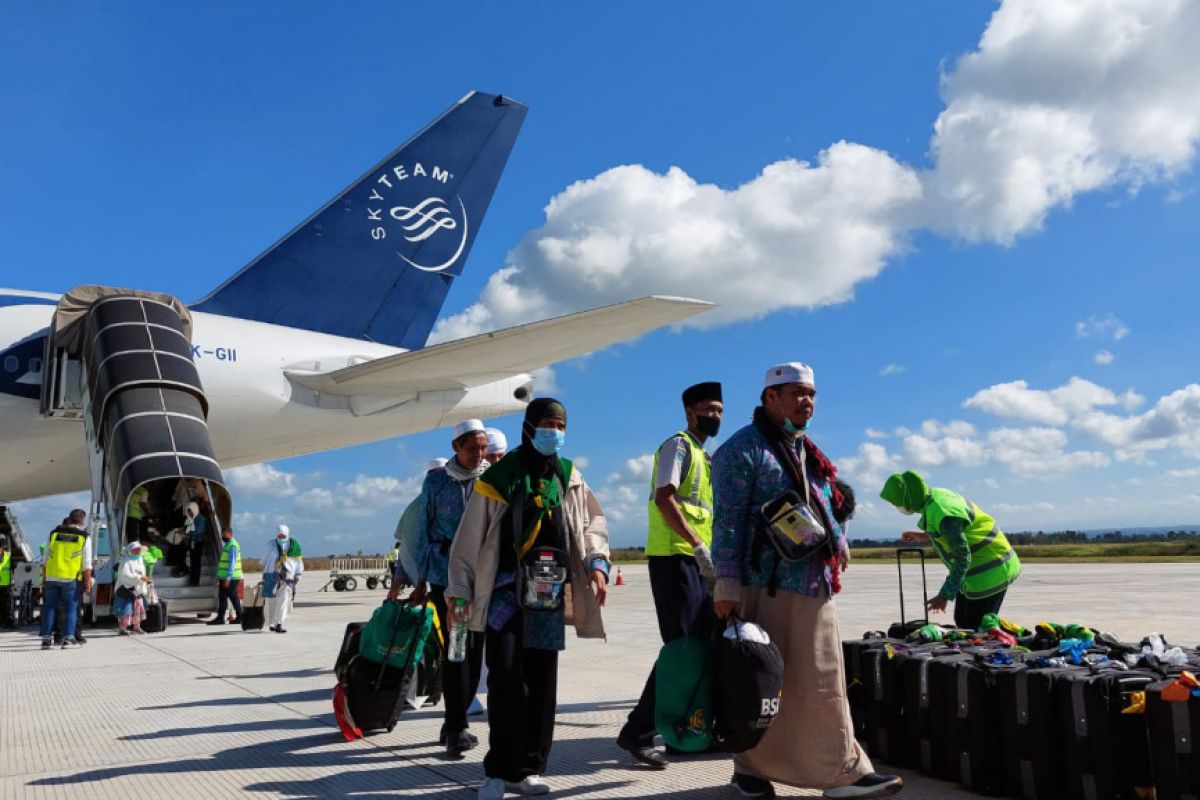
[520,547,569,611]
[115,584,134,600]
[760,490,829,562]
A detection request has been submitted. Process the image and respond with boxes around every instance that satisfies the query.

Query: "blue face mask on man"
[531,428,566,456]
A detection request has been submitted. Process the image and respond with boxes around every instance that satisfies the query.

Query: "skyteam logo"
[366,162,469,273]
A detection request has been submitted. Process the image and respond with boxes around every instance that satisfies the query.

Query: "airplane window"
[3,356,17,373]
[29,357,42,374]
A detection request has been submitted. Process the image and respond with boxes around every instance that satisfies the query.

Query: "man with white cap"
[712,364,902,800]
[484,428,507,462]
[411,418,491,757]
[263,524,303,633]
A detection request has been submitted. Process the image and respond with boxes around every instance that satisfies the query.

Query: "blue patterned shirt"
[712,422,846,598]
[414,468,475,587]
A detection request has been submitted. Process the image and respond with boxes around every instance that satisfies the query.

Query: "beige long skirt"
[732,586,873,789]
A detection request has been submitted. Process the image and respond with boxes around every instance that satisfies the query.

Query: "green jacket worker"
[881,470,1020,630]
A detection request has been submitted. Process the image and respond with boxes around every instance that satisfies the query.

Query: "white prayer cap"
[485,428,507,454]
[276,524,290,537]
[425,457,448,473]
[764,362,815,390]
[126,541,144,553]
[451,419,486,440]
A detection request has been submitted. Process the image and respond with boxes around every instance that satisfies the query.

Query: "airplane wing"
[285,296,714,396]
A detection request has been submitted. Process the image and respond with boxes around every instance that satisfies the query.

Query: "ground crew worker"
[409,418,491,757]
[209,528,244,626]
[881,470,1021,630]
[126,484,149,541]
[0,537,12,629]
[617,381,722,769]
[40,509,92,650]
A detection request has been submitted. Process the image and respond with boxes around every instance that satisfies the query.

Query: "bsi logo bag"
[712,617,785,752]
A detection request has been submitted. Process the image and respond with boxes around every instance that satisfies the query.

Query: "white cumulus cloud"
[1094,350,1115,365]
[964,377,1134,425]
[225,463,298,497]
[1076,314,1131,341]
[431,1,1200,342]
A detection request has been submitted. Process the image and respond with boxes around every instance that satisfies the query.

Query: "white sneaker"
[505,775,549,795]
[477,777,506,800]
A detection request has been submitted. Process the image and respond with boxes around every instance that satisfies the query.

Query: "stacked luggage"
[332,599,442,740]
[844,550,1200,799]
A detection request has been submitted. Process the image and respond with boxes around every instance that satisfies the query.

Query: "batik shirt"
[414,468,475,588]
[712,423,847,598]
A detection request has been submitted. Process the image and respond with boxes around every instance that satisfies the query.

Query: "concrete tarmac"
[1,562,1193,799]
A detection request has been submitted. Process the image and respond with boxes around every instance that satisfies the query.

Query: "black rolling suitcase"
[143,598,168,632]
[241,582,265,631]
[888,547,931,640]
[858,641,910,763]
[1054,666,1156,800]
[996,665,1068,799]
[337,603,428,736]
[944,653,1025,796]
[343,655,408,734]
[335,621,366,678]
[843,634,891,746]
[1146,676,1200,800]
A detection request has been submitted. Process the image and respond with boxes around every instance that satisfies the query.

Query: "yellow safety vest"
[0,551,10,587]
[44,529,87,582]
[217,538,243,580]
[646,431,713,556]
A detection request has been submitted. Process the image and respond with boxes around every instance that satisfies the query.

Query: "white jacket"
[116,556,147,596]
[262,539,304,582]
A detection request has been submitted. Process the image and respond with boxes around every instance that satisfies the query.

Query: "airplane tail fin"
[193,91,527,349]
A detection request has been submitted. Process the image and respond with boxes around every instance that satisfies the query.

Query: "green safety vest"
[0,551,10,587]
[646,432,713,557]
[127,486,148,520]
[141,545,162,577]
[217,538,243,580]
[920,487,1021,600]
[45,529,87,582]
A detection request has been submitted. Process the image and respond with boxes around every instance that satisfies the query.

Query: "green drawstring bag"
[655,636,714,752]
[358,600,436,671]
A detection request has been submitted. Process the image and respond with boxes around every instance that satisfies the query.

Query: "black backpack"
[712,618,785,753]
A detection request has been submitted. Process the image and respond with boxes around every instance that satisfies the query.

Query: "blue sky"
[5,2,1200,551]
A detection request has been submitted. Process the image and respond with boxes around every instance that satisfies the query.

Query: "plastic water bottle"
[447,598,468,663]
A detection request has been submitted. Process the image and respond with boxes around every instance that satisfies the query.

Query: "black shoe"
[445,729,478,757]
[731,773,776,799]
[206,618,226,626]
[41,639,52,650]
[269,624,278,632]
[617,730,668,769]
[275,626,287,634]
[74,633,87,644]
[822,773,903,799]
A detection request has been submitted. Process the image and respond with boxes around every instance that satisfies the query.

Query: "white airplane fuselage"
[0,290,529,502]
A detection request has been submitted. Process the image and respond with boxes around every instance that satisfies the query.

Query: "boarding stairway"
[40,287,232,618]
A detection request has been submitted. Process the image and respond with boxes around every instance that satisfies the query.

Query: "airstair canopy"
[49,285,194,357]
[67,292,226,530]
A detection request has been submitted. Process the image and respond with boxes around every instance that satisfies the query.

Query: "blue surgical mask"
[531,428,565,456]
[782,418,809,435]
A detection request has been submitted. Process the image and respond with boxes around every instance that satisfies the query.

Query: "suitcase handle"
[895,547,929,629]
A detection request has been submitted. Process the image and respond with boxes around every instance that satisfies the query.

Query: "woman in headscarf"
[447,398,610,800]
[114,541,150,635]
[880,470,1021,630]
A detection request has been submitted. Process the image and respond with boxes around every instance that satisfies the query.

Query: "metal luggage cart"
[320,558,392,592]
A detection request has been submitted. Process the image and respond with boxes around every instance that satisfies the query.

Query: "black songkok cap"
[682,382,722,407]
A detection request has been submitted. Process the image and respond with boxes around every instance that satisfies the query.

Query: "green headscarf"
[880,470,929,513]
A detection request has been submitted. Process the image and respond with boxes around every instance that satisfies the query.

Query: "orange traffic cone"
[614,567,625,586]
